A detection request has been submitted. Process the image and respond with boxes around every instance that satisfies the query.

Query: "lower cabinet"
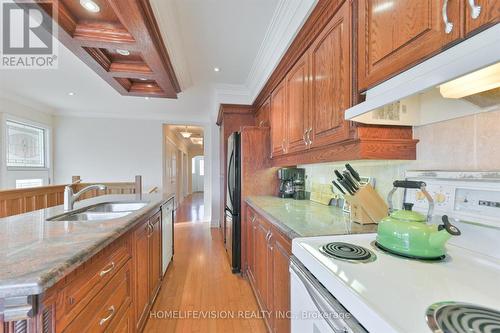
[134,211,163,332]
[247,207,292,333]
[5,206,170,333]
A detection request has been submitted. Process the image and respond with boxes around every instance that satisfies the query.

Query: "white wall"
[53,116,163,191]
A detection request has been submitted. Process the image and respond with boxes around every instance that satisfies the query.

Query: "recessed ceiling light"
[68,92,75,96]
[80,0,100,13]
[214,67,220,72]
[145,97,150,100]
[139,78,148,81]
[116,49,130,56]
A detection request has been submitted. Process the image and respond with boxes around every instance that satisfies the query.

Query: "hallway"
[144,197,266,332]
[175,192,205,223]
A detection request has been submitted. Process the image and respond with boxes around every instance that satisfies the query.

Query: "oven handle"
[290,258,347,333]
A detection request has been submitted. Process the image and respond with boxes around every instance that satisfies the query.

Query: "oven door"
[290,257,367,333]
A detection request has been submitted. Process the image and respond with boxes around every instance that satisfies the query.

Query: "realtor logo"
[1,0,58,69]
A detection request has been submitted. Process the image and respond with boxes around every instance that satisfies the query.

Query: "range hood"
[346,25,500,126]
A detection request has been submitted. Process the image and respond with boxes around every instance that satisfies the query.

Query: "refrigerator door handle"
[227,150,235,208]
[225,206,233,215]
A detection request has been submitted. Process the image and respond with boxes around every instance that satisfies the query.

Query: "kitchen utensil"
[376,180,461,259]
[339,179,355,195]
[332,181,346,195]
[345,163,361,182]
[342,171,359,191]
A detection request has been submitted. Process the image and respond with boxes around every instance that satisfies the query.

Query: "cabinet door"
[465,0,500,34]
[358,0,461,90]
[134,221,150,330]
[270,80,287,157]
[286,51,311,154]
[256,97,271,128]
[254,219,271,311]
[309,1,352,148]
[271,232,291,333]
[246,209,256,282]
[149,213,162,299]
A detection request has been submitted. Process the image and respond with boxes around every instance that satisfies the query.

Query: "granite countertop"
[0,192,174,299]
[246,196,377,239]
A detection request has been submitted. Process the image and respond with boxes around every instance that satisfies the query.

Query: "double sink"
[48,201,148,222]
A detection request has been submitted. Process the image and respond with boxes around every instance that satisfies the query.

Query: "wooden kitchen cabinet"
[270,80,287,157]
[149,212,162,299]
[357,0,462,90]
[309,0,351,148]
[285,51,310,154]
[245,206,292,333]
[256,97,271,128]
[134,218,150,331]
[465,0,500,35]
[134,211,162,332]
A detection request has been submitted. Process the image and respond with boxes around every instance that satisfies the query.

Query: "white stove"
[291,171,500,333]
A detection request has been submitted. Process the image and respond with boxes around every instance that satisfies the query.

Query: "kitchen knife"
[332,180,346,195]
[345,163,361,182]
[342,171,359,192]
[339,179,355,195]
[334,169,344,181]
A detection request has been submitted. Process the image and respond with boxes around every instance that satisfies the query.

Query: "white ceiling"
[0,0,316,122]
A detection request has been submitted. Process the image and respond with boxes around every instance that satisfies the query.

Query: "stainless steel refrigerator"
[225,132,241,273]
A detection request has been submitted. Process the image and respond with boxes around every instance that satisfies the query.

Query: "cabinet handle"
[147,223,153,238]
[99,261,115,277]
[266,231,272,242]
[442,0,454,34]
[250,216,256,223]
[467,0,481,19]
[99,305,115,326]
[303,129,308,146]
[281,139,286,153]
[307,128,313,146]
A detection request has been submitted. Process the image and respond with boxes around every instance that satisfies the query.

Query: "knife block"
[344,184,388,225]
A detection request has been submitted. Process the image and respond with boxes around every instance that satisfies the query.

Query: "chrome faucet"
[64,183,107,211]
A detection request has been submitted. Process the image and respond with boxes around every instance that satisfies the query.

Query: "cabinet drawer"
[57,236,131,327]
[63,261,132,333]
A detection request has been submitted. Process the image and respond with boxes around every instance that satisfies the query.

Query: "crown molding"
[149,0,193,90]
[213,0,317,112]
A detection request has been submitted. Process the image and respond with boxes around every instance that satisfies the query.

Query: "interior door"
[309,1,352,148]
[357,0,462,90]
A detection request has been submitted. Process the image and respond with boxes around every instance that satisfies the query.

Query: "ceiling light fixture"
[80,0,100,13]
[214,67,220,72]
[440,62,500,99]
[68,92,75,96]
[116,49,131,56]
[180,126,192,138]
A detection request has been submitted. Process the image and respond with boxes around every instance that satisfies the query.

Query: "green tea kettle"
[376,180,461,259]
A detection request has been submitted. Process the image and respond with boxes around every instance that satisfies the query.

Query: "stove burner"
[427,302,500,333]
[320,242,375,262]
[374,241,446,261]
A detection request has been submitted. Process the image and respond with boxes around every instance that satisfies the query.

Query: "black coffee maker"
[278,168,306,200]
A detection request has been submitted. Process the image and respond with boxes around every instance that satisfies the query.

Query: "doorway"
[191,156,204,193]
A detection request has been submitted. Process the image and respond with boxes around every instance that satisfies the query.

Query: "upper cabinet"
[270,81,287,157]
[358,0,500,91]
[357,0,461,91]
[256,97,271,128]
[465,0,500,34]
[309,2,351,148]
[285,51,311,154]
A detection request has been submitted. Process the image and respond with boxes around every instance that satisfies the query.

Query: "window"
[6,121,46,168]
[16,179,43,189]
[192,158,196,174]
[199,159,204,176]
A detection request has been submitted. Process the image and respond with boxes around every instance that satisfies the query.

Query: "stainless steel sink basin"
[49,211,132,222]
[47,201,148,222]
[86,202,148,213]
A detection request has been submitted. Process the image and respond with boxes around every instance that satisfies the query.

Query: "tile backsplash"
[300,108,500,208]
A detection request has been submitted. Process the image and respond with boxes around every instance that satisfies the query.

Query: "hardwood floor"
[143,220,267,332]
[175,192,205,223]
